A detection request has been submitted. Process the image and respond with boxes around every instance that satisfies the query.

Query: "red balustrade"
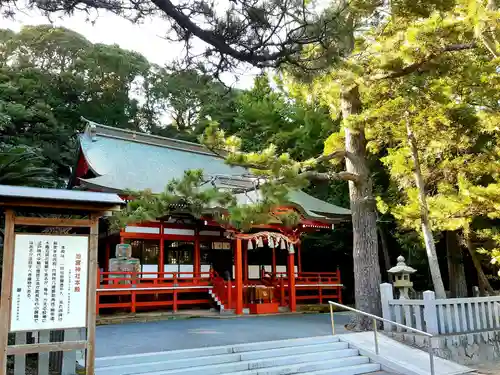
[261,270,343,305]
[95,268,343,315]
[96,269,213,314]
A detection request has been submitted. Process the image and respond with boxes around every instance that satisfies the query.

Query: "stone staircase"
[95,336,381,375]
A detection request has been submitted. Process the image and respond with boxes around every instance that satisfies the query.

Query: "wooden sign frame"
[0,190,122,375]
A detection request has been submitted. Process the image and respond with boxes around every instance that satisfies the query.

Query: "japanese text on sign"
[10,234,89,332]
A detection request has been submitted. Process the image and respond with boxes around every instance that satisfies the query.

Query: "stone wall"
[386,331,500,365]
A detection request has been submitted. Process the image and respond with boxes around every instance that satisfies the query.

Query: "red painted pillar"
[297,241,302,274]
[288,248,296,312]
[235,238,243,315]
[159,222,164,279]
[243,241,248,283]
[194,228,201,279]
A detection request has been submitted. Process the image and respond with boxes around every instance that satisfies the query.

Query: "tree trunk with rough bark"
[405,115,446,299]
[463,229,495,296]
[446,231,468,298]
[342,85,382,328]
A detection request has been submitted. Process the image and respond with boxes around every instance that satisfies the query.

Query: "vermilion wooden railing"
[262,270,343,305]
[95,268,343,314]
[96,269,213,314]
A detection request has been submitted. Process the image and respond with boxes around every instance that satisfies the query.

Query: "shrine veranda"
[68,120,349,315]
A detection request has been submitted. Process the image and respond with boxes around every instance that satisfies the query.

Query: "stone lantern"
[388,255,416,299]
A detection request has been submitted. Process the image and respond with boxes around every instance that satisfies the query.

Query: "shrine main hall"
[68,120,350,315]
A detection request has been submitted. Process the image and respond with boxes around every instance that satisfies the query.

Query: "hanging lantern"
[257,236,264,248]
[247,239,253,250]
[280,238,286,250]
[268,235,274,248]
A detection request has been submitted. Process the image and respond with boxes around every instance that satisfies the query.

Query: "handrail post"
[329,303,335,335]
[428,338,435,375]
[373,318,379,355]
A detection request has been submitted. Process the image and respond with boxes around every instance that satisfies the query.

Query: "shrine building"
[68,120,351,315]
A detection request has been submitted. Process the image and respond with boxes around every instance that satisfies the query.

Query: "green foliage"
[230,74,337,160]
[113,169,301,232]
[0,143,55,187]
[0,25,240,184]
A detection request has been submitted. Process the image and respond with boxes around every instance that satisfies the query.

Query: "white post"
[423,291,438,334]
[62,329,77,375]
[380,283,394,331]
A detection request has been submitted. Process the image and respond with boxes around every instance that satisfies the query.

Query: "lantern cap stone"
[388,255,417,274]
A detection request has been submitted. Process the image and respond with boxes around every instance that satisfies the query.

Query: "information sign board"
[10,234,89,332]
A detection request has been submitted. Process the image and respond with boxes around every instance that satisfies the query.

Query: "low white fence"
[380,283,500,336]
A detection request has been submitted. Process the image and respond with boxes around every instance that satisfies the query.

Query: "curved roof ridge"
[81,117,218,157]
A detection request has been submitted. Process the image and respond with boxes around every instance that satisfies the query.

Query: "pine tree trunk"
[405,115,446,299]
[464,229,495,295]
[342,85,382,328]
[446,231,467,297]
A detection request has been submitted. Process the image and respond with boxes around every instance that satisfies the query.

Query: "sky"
[1,9,257,89]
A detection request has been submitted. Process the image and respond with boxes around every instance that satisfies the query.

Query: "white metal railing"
[328,301,435,375]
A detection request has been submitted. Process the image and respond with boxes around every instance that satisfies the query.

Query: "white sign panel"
[10,234,89,332]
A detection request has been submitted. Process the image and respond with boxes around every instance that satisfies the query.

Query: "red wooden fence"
[95,269,343,314]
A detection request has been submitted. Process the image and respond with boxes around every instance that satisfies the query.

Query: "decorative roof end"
[89,124,97,142]
[81,116,98,142]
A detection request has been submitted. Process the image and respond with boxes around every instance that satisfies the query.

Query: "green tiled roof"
[78,121,250,193]
[235,189,350,219]
[75,120,350,221]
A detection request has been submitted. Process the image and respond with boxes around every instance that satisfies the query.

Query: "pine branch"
[223,148,354,171]
[298,170,360,183]
[371,43,477,80]
[151,0,299,68]
[316,150,360,167]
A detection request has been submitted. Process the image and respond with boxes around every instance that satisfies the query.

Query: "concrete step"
[144,356,374,375]
[223,357,380,375]
[96,345,355,375]
[96,335,340,368]
[289,364,382,375]
[96,335,380,375]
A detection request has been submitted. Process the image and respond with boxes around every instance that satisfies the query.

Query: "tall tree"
[362,1,499,296]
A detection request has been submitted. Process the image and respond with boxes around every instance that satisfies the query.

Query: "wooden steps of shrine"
[95,335,381,375]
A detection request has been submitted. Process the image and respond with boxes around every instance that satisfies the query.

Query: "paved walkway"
[95,313,351,357]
